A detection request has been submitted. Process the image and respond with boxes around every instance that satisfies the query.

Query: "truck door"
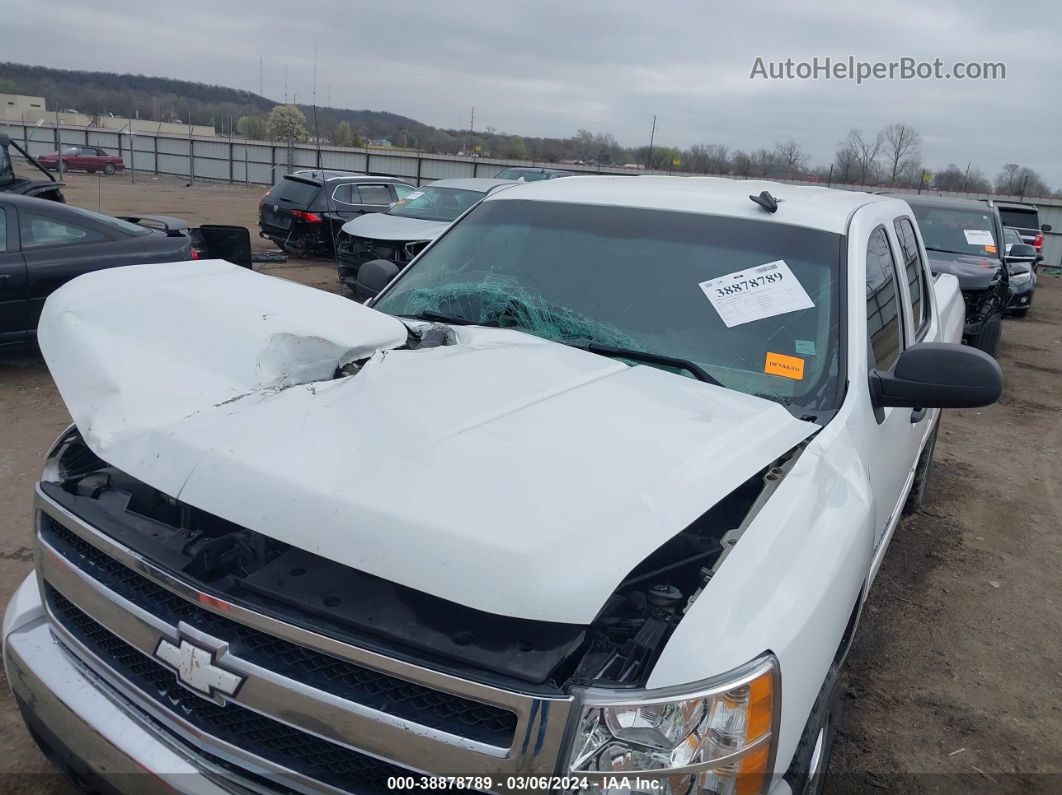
[864,225,924,548]
[0,204,29,344]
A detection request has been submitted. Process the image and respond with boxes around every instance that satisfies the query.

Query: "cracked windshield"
[374,198,844,411]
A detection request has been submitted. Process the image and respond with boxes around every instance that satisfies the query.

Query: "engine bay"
[43,428,799,692]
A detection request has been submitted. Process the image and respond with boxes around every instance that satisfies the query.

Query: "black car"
[0,194,193,348]
[1003,227,1042,317]
[899,195,1008,355]
[258,171,415,258]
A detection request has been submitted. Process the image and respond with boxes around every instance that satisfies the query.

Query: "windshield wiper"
[924,246,971,256]
[567,341,722,386]
[400,310,477,326]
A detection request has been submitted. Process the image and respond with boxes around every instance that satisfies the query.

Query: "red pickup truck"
[37,145,125,175]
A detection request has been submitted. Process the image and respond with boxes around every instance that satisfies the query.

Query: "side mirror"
[355,258,400,302]
[870,342,1002,409]
[1007,243,1036,259]
[1042,224,1052,233]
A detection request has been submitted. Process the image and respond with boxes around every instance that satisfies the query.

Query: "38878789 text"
[386,775,663,791]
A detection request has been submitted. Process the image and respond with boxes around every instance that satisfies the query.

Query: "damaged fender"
[647,417,874,777]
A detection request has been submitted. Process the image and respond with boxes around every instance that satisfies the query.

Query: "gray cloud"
[7,0,1061,186]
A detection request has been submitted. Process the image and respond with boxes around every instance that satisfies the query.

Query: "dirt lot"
[0,176,1059,792]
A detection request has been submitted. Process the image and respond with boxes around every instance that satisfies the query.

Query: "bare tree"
[773,140,808,178]
[685,144,730,175]
[881,123,921,187]
[837,129,882,185]
[731,149,753,178]
[933,163,992,193]
[995,164,1049,197]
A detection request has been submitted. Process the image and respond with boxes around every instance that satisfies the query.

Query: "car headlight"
[567,655,778,794]
[1009,269,1032,285]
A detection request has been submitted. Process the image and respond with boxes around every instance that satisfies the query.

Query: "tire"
[786,664,842,795]
[903,420,939,516]
[103,163,116,176]
[966,311,1002,357]
[57,160,70,173]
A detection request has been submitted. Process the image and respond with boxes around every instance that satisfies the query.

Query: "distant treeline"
[0,62,1055,195]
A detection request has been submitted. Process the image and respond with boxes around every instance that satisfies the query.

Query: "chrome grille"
[47,586,416,794]
[34,487,575,794]
[41,515,518,746]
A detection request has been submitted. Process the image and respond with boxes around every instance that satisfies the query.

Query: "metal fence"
[0,119,641,187]
[4,119,1062,265]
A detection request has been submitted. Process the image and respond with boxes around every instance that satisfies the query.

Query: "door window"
[21,212,106,249]
[357,184,393,206]
[331,184,355,205]
[893,218,929,336]
[866,227,903,370]
[0,207,6,251]
[395,184,415,200]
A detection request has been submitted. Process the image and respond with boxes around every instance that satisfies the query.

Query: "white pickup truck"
[4,177,1002,795]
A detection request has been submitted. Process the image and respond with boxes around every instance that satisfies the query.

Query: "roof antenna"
[750,190,779,213]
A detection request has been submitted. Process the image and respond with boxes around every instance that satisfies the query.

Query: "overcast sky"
[7,0,1062,186]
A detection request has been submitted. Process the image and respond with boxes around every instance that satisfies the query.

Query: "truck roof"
[485,175,895,234]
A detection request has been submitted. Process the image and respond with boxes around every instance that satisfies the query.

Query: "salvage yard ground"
[0,175,1059,792]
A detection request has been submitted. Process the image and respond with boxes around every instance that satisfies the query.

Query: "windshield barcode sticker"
[963,229,994,245]
[699,260,814,328]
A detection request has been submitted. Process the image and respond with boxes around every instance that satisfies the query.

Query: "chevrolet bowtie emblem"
[154,637,243,700]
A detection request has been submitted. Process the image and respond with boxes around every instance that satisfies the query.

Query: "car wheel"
[903,420,939,516]
[787,664,842,795]
[103,163,116,176]
[57,160,70,173]
[967,311,1002,357]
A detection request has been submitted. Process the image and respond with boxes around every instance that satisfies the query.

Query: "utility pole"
[468,106,475,157]
[646,115,656,170]
[259,57,263,97]
[961,161,970,193]
[313,44,318,107]
[284,66,289,104]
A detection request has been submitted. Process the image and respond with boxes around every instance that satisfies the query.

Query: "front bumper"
[3,573,246,794]
[1006,280,1035,310]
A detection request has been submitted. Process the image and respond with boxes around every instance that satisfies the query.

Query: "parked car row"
[7,175,1005,795]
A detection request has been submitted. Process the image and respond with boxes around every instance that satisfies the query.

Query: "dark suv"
[995,202,1051,253]
[899,195,1008,355]
[258,171,415,258]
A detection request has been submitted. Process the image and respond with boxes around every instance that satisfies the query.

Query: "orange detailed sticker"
[984,245,997,254]
[764,352,805,380]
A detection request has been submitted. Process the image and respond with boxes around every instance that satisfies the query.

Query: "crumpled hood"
[927,251,1002,291]
[39,260,816,624]
[340,211,451,243]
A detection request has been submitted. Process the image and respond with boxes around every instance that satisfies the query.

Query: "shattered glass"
[389,276,640,349]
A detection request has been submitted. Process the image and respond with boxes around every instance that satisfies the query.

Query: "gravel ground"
[0,174,1058,793]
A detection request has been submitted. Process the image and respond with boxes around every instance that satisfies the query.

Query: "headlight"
[567,656,778,794]
[1009,270,1032,285]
